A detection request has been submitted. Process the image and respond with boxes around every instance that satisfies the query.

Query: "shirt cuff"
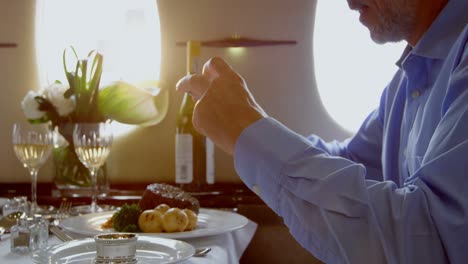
[234,117,311,212]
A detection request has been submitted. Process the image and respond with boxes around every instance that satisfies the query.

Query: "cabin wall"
[0,0,350,184]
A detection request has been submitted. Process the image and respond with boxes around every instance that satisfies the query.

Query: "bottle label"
[175,134,193,184]
[206,138,215,184]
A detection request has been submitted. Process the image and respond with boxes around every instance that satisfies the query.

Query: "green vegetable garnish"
[112,204,142,232]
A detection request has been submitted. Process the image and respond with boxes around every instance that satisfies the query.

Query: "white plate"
[60,208,248,239]
[32,236,195,264]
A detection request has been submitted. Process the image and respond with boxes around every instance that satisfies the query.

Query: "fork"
[50,200,73,242]
[55,200,72,224]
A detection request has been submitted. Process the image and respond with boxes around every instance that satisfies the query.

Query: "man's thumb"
[203,57,242,82]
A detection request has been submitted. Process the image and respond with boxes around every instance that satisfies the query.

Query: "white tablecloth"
[0,219,257,264]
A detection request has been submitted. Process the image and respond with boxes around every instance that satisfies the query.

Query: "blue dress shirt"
[234,0,468,263]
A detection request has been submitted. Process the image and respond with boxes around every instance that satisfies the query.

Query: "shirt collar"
[396,45,412,68]
[396,0,468,67]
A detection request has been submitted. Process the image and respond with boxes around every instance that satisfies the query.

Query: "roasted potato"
[162,208,188,232]
[183,209,198,230]
[154,203,170,214]
[138,209,164,233]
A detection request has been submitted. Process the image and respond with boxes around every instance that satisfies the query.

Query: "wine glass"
[12,122,53,215]
[73,123,113,213]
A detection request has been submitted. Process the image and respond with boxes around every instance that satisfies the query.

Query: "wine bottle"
[175,40,215,191]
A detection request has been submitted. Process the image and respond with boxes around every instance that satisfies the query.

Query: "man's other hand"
[176,57,266,155]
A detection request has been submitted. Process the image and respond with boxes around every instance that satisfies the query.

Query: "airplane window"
[314,1,405,133]
[35,0,162,135]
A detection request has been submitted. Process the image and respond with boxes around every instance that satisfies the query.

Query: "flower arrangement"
[22,47,166,127]
[20,47,167,190]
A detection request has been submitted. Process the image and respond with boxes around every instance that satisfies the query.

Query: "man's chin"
[370,32,388,44]
[369,29,405,44]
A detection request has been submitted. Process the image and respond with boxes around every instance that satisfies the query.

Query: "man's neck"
[407,0,448,47]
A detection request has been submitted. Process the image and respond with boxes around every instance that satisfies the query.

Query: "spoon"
[193,247,211,257]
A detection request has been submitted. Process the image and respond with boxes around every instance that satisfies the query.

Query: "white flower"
[21,91,45,119]
[42,82,75,116]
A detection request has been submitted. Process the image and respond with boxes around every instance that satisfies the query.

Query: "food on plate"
[154,203,170,214]
[184,208,198,231]
[107,204,198,233]
[103,183,201,233]
[138,210,164,233]
[137,206,198,233]
[138,183,200,214]
[162,208,189,232]
[112,204,142,232]
[101,216,114,229]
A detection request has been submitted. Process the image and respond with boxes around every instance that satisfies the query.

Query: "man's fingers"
[202,57,243,83]
[176,74,210,100]
[176,57,243,100]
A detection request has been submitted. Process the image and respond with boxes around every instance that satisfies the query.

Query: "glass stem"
[29,169,38,215]
[90,168,99,213]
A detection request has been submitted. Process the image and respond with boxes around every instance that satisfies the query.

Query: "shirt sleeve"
[235,117,391,263]
[306,87,387,181]
[233,29,468,264]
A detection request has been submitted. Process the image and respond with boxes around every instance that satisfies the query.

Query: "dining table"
[0,183,262,264]
[0,215,257,264]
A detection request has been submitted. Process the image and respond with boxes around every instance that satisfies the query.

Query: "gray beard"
[369,0,417,44]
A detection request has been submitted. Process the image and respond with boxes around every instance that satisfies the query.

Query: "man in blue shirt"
[177,0,467,263]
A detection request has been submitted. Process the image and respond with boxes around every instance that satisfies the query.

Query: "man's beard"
[369,0,417,44]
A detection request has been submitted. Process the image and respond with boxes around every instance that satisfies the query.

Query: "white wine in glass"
[12,122,53,215]
[73,123,113,213]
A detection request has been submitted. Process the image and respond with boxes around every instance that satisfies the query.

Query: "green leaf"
[98,80,168,125]
[86,51,103,120]
[138,81,169,127]
[27,117,50,124]
[63,46,78,99]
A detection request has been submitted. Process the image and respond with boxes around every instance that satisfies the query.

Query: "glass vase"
[52,123,109,198]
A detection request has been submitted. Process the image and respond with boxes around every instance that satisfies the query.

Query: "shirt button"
[411,90,421,99]
[403,147,408,157]
[252,185,261,196]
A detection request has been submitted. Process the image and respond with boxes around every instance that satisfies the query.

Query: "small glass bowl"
[94,233,138,264]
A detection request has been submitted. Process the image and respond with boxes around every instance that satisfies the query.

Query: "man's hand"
[176,57,266,155]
